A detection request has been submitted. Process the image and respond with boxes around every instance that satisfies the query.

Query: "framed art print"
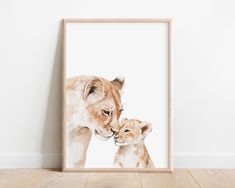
[62,18,173,172]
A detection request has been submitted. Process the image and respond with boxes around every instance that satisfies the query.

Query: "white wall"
[0,0,234,168]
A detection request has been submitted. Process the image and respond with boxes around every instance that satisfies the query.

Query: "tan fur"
[114,118,154,168]
[66,76,124,168]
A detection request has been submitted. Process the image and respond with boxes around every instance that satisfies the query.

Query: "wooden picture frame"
[62,18,173,172]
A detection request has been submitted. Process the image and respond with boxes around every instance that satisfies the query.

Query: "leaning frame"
[62,18,173,173]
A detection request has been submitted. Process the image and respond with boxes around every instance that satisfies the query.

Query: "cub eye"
[124,129,130,133]
[102,110,111,116]
[119,109,124,113]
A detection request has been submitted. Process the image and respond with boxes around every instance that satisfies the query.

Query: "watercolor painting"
[62,19,172,171]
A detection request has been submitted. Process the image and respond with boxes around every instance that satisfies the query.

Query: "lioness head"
[114,118,152,146]
[84,76,125,141]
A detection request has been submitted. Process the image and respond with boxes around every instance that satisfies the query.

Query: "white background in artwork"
[66,23,168,168]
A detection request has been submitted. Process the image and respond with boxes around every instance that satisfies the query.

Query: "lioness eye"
[124,129,130,133]
[119,109,124,113]
[102,110,110,116]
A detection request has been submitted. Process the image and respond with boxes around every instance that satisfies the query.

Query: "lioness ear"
[139,121,152,139]
[83,78,105,104]
[111,76,125,90]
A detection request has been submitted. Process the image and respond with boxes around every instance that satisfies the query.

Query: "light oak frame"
[62,18,173,173]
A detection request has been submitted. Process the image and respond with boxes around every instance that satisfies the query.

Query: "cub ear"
[111,76,125,90]
[121,118,128,125]
[83,78,105,104]
[139,121,152,139]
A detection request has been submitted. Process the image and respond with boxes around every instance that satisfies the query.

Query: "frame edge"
[61,18,173,173]
[62,19,66,172]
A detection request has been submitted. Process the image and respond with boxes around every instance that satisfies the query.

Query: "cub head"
[114,118,152,146]
[84,76,125,141]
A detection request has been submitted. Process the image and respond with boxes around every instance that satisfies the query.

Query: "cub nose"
[114,134,119,139]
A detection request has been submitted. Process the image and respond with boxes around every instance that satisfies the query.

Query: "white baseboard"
[0,153,234,169]
[0,153,62,169]
[174,153,235,169]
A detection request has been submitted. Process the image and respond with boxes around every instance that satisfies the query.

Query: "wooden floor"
[0,169,234,188]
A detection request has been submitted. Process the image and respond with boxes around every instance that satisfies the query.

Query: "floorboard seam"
[28,170,49,187]
[84,173,90,188]
[138,173,143,188]
[187,169,203,188]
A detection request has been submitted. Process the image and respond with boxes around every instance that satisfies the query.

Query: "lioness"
[66,75,124,168]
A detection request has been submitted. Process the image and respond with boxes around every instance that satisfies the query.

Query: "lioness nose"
[111,118,119,131]
[111,128,118,133]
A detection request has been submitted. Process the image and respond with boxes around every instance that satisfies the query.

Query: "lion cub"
[113,118,154,168]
